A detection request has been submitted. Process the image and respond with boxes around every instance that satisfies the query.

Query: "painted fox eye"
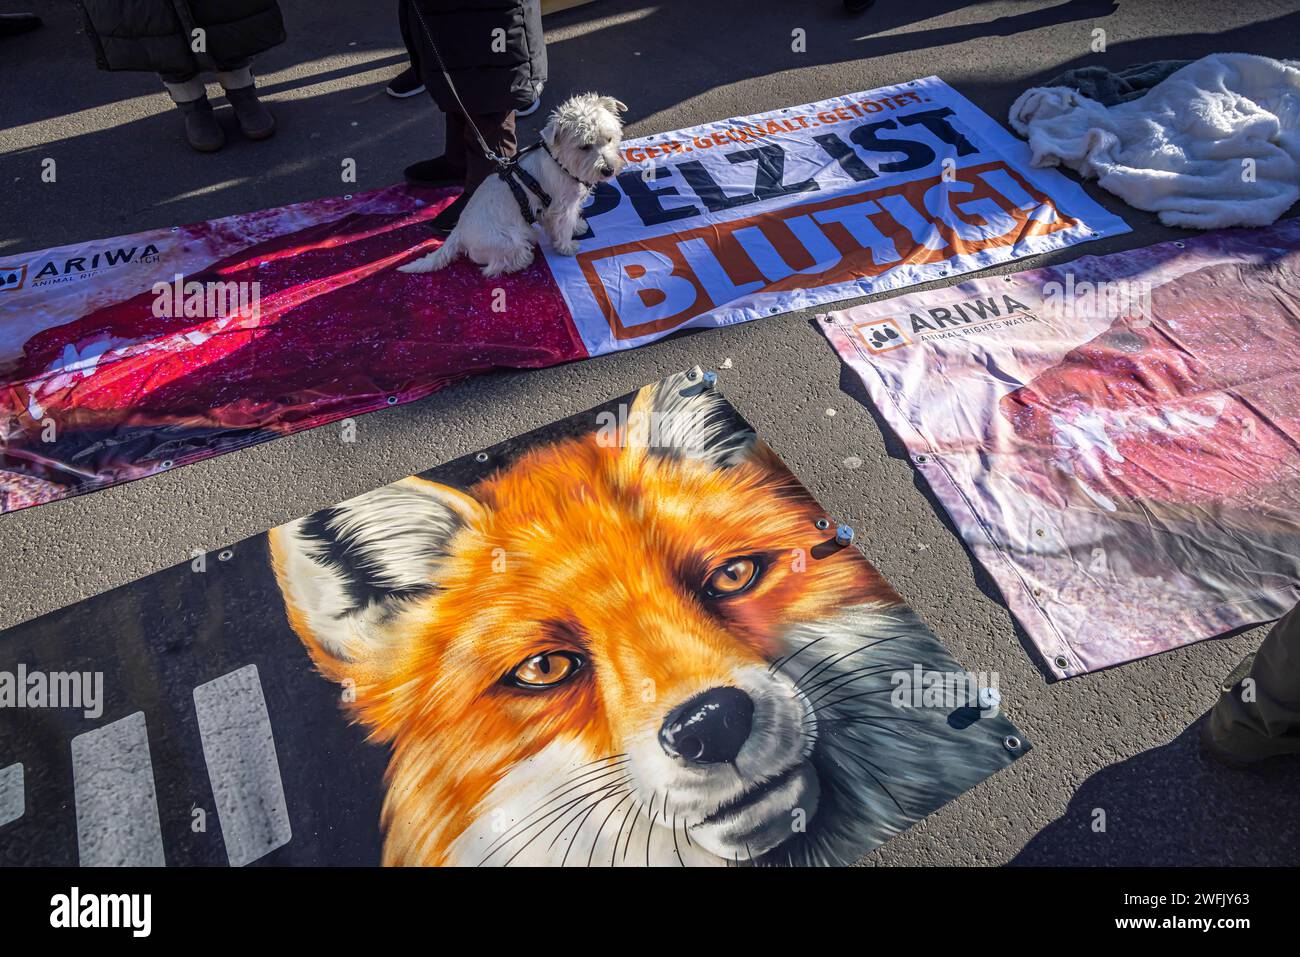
[703,557,762,599]
[505,651,585,689]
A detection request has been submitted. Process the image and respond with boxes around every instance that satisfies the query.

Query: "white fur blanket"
[1009,53,1300,229]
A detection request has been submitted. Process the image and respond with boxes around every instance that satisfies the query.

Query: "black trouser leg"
[462,110,516,196]
[397,0,419,76]
[1209,603,1300,759]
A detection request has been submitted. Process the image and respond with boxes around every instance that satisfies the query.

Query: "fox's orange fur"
[271,380,899,865]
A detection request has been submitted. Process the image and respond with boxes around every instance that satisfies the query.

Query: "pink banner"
[1,185,585,511]
[821,219,1300,676]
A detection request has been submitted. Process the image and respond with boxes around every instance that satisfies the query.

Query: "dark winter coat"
[403,0,546,114]
[76,0,286,75]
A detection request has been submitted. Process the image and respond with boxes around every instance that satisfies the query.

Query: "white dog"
[399,93,628,277]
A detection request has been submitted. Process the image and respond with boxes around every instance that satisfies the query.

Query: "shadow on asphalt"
[1011,718,1300,865]
[846,0,1121,56]
[6,0,1299,249]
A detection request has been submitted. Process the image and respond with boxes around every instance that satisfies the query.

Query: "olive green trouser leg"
[1208,604,1300,760]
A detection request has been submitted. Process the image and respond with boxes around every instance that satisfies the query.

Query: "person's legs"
[462,110,516,195]
[426,110,516,230]
[388,0,425,98]
[215,58,275,140]
[159,69,224,152]
[213,62,253,91]
[160,70,207,105]
[1203,604,1300,765]
[403,109,469,188]
[397,0,418,72]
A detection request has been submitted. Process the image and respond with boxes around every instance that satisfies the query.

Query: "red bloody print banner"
[820,219,1300,677]
[1,79,1127,513]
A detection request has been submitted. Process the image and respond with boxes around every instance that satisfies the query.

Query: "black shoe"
[1198,714,1292,770]
[0,13,42,38]
[224,83,276,140]
[428,191,470,232]
[174,96,225,153]
[404,156,468,189]
[1199,652,1295,769]
[386,66,426,98]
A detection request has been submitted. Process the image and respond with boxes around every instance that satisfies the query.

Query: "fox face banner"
[1,79,1126,514]
[821,220,1300,677]
[0,371,1026,866]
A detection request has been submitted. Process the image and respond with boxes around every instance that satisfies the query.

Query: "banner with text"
[0,78,1127,512]
[820,220,1300,677]
[555,76,1129,351]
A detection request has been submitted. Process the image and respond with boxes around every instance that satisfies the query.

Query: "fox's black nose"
[659,687,754,764]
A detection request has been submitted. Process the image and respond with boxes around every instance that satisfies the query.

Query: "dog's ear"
[269,477,484,684]
[621,367,757,469]
[601,96,629,115]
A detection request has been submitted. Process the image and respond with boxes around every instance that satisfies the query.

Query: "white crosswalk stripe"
[193,664,292,866]
[71,712,166,866]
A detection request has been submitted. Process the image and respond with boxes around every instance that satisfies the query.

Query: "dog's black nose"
[659,687,754,764]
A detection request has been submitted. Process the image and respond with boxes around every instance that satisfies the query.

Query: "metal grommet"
[815,518,830,531]
[1174,241,1185,248]
[686,369,698,380]
[916,454,928,463]
[475,452,489,463]
[1054,655,1069,670]
[1003,735,1022,751]
[344,194,353,200]
[386,396,398,405]
[218,549,234,562]
[160,459,174,469]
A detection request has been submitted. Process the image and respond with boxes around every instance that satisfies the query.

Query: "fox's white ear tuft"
[625,367,757,468]
[270,477,483,667]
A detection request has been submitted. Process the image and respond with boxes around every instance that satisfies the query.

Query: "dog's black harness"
[498,141,602,226]
[498,141,550,226]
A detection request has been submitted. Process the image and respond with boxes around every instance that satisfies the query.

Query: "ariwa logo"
[30,243,161,287]
[0,263,27,292]
[855,317,910,354]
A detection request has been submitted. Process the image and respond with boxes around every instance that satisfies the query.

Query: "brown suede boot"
[174,95,225,153]
[224,84,276,140]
